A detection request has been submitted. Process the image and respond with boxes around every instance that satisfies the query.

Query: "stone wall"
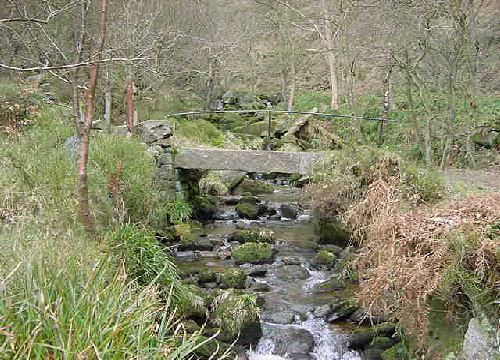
[136,120,184,201]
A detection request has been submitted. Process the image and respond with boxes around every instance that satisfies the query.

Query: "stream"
[176,184,361,360]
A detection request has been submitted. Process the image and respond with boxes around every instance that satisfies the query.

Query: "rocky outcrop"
[462,316,499,360]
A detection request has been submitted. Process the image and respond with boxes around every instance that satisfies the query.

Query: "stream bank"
[171,175,399,359]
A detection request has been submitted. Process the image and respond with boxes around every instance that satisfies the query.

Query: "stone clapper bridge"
[137,118,328,200]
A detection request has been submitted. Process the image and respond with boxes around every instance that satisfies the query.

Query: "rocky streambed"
[173,179,399,360]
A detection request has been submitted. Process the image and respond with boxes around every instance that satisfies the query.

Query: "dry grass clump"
[351,188,500,342]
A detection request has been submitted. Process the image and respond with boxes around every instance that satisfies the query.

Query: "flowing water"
[177,185,361,360]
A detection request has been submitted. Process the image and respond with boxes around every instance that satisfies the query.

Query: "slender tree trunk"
[287,50,296,111]
[326,53,339,110]
[126,76,135,134]
[76,0,108,235]
[104,89,112,131]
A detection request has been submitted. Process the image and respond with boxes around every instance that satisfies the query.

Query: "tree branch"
[0,57,148,72]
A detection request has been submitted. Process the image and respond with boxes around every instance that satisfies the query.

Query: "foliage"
[0,80,43,132]
[352,192,500,345]
[232,243,275,264]
[165,199,193,224]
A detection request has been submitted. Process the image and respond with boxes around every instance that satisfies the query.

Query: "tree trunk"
[287,52,296,111]
[104,89,112,132]
[76,0,108,235]
[326,53,339,110]
[126,77,135,135]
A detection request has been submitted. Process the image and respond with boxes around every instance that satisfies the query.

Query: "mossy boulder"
[193,336,232,359]
[232,242,277,265]
[235,179,274,195]
[235,203,260,219]
[229,228,276,244]
[313,276,346,293]
[193,195,218,221]
[218,268,247,289]
[370,336,396,350]
[381,343,408,360]
[198,268,217,284]
[317,219,350,247]
[328,298,358,322]
[313,250,336,268]
[209,291,262,346]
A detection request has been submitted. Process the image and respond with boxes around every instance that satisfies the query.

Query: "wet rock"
[363,348,384,360]
[242,264,268,277]
[327,299,358,323]
[222,195,242,205]
[310,250,336,269]
[262,311,297,325]
[274,265,309,280]
[238,320,263,347]
[289,354,314,360]
[280,204,300,219]
[281,256,302,265]
[202,282,218,289]
[249,281,271,292]
[313,303,336,319]
[311,276,346,293]
[215,210,238,221]
[177,238,214,251]
[269,327,315,356]
[297,214,311,222]
[349,329,376,350]
[175,250,198,260]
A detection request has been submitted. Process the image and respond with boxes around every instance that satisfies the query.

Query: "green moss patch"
[232,243,276,264]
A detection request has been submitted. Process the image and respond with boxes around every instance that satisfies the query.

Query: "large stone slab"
[174,148,324,175]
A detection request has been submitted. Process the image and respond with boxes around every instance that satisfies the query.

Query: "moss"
[370,336,396,350]
[381,343,410,360]
[198,268,217,284]
[192,336,232,359]
[235,179,274,195]
[314,250,336,266]
[174,223,199,245]
[193,195,217,221]
[229,228,276,244]
[232,243,276,264]
[235,203,260,219]
[317,220,350,247]
[219,268,247,289]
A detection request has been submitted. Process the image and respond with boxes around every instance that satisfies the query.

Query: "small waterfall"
[301,262,330,293]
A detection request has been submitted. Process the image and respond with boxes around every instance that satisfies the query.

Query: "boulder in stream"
[280,204,300,219]
[266,326,315,356]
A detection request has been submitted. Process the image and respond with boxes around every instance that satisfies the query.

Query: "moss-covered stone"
[317,219,350,247]
[229,228,276,244]
[235,179,274,195]
[314,250,336,267]
[315,276,346,292]
[218,268,247,289]
[192,336,232,359]
[193,195,218,221]
[232,243,276,264]
[235,202,260,219]
[198,268,217,284]
[370,336,396,350]
[184,319,201,334]
[381,343,408,360]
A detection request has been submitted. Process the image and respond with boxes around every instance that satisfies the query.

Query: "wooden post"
[267,110,272,150]
[378,68,392,145]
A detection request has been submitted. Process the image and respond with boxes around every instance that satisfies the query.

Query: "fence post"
[267,110,272,150]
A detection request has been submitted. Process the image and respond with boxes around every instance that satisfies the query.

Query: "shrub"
[165,199,193,224]
[232,243,276,264]
[314,250,336,267]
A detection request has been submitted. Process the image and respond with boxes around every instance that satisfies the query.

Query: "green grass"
[170,117,225,147]
[0,105,221,358]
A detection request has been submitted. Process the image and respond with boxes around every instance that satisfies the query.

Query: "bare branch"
[0,1,77,25]
[0,57,148,72]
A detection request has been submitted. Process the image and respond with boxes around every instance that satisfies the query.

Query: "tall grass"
[0,105,217,359]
